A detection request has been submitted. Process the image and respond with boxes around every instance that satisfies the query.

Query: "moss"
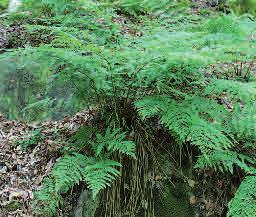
[155,182,194,217]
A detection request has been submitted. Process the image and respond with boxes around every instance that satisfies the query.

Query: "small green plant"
[17,129,45,150]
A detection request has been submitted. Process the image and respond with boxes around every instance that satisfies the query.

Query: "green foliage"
[32,128,136,216]
[32,178,63,216]
[17,129,44,150]
[0,0,8,13]
[22,0,83,16]
[67,126,97,151]
[205,79,256,102]
[227,103,256,141]
[93,127,136,159]
[51,153,122,198]
[200,15,243,34]
[101,0,189,16]
[228,176,256,217]
[135,96,233,154]
[227,0,256,16]
[195,150,256,174]
[1,0,256,216]
[83,158,121,197]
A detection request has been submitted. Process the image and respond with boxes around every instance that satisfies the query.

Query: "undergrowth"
[0,0,256,216]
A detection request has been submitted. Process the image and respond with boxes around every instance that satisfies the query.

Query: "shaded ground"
[0,111,92,216]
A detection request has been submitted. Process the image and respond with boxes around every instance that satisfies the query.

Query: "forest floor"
[0,111,92,216]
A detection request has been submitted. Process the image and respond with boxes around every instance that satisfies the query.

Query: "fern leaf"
[205,79,256,103]
[32,178,63,217]
[228,176,256,217]
[33,154,122,215]
[52,153,87,192]
[94,127,137,159]
[196,150,256,174]
[135,96,233,153]
[134,96,170,119]
[82,158,121,198]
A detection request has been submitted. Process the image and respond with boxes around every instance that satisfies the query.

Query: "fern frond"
[205,79,256,103]
[33,153,122,215]
[161,107,232,153]
[228,103,256,141]
[196,150,256,174]
[135,96,233,153]
[134,96,170,119]
[52,153,88,192]
[83,158,121,198]
[32,178,63,217]
[94,127,137,159]
[228,176,256,217]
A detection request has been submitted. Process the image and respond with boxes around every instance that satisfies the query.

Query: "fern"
[103,0,189,15]
[53,154,122,198]
[32,178,63,216]
[52,153,87,192]
[135,96,171,119]
[228,103,256,141]
[2,1,256,216]
[83,158,121,198]
[200,15,243,34]
[93,127,136,159]
[195,150,256,174]
[205,79,256,103]
[33,154,121,215]
[135,96,233,153]
[228,176,256,217]
[32,128,136,216]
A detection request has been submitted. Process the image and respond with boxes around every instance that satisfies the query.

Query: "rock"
[74,190,99,217]
[0,27,8,48]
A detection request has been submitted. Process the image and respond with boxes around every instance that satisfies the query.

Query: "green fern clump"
[135,96,233,153]
[32,128,136,216]
[17,129,44,150]
[51,31,86,50]
[22,0,82,16]
[228,176,256,217]
[32,178,63,216]
[1,1,256,216]
[228,103,256,141]
[102,0,189,16]
[199,15,243,34]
